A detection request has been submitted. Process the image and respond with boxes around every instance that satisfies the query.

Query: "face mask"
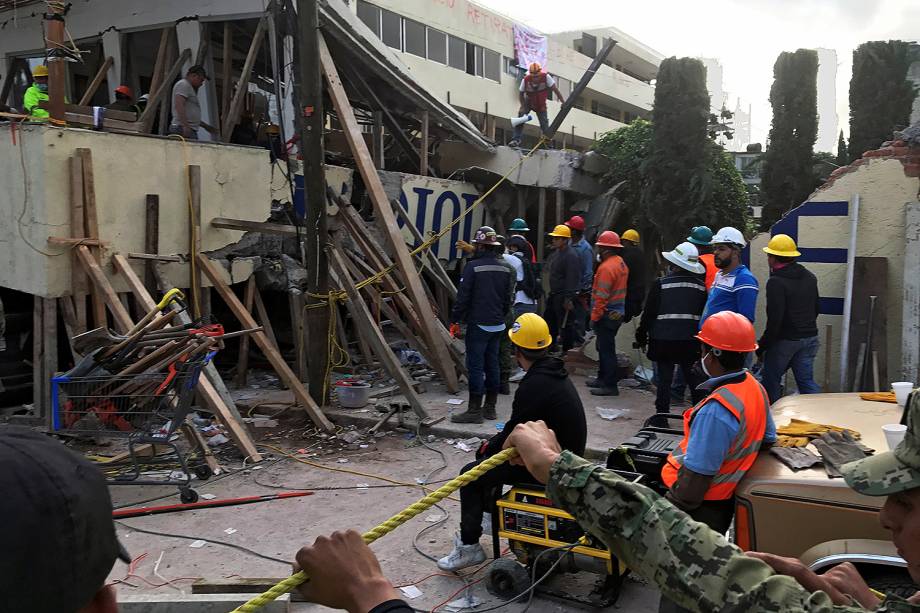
[700,352,713,378]
[596,253,602,263]
[36,83,48,92]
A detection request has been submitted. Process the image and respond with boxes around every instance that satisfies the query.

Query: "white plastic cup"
[892,382,915,407]
[883,424,908,450]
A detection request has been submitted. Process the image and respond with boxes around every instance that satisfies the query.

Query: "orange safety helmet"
[114,85,134,98]
[528,62,542,74]
[695,311,757,353]
[595,230,623,248]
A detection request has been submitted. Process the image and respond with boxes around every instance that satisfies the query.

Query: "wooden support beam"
[139,48,192,133]
[211,217,298,236]
[372,111,384,169]
[46,3,67,123]
[221,22,233,122]
[33,297,57,428]
[188,165,203,318]
[59,296,81,363]
[222,15,268,141]
[145,195,160,292]
[419,110,429,176]
[75,245,133,333]
[77,149,108,329]
[158,41,176,136]
[329,247,433,424]
[235,276,257,387]
[545,38,616,139]
[148,28,172,102]
[78,56,115,106]
[252,284,281,353]
[391,201,457,300]
[112,254,263,461]
[69,154,88,333]
[197,254,334,431]
[319,34,458,393]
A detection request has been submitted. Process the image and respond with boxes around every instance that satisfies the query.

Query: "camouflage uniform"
[546,449,920,611]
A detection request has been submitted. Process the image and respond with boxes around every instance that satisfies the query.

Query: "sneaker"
[509,368,526,383]
[508,139,520,147]
[437,533,487,571]
[591,386,619,397]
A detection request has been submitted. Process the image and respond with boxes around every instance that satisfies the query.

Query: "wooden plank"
[69,154,88,333]
[77,149,108,330]
[372,111,384,169]
[846,257,888,391]
[75,246,133,333]
[211,217,298,236]
[78,56,115,106]
[37,102,138,122]
[329,247,432,423]
[222,15,267,141]
[234,276,257,387]
[290,292,306,381]
[902,201,920,382]
[145,195,160,291]
[139,48,191,133]
[158,41,176,136]
[419,110,429,176]
[221,22,233,122]
[319,35,458,392]
[189,165,203,318]
[40,298,58,428]
[391,200,457,300]
[545,38,616,139]
[59,297,81,363]
[197,254,334,431]
[113,254,263,460]
[252,282,281,353]
[32,297,43,424]
[148,28,172,104]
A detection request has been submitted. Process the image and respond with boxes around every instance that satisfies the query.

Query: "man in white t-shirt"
[509,62,566,147]
[505,236,539,382]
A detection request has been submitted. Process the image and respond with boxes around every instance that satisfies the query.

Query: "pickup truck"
[733,392,915,595]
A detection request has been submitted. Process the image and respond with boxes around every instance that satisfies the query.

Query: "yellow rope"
[231,447,519,612]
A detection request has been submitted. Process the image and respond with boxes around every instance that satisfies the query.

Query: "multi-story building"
[815,48,838,154]
[699,57,726,115]
[354,0,662,149]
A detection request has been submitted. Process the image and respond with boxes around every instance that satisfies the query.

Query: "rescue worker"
[105,85,138,117]
[588,231,628,397]
[507,235,539,383]
[701,227,759,325]
[620,228,647,321]
[565,215,593,345]
[508,62,566,147]
[449,227,513,424]
[169,65,208,139]
[687,225,717,290]
[508,217,537,264]
[496,236,520,396]
[544,224,581,354]
[757,234,821,403]
[23,64,50,119]
[437,313,586,572]
[636,242,708,413]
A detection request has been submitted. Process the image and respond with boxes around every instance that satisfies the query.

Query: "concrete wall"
[749,157,920,391]
[0,124,271,297]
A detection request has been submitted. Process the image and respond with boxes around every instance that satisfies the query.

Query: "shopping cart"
[51,350,214,503]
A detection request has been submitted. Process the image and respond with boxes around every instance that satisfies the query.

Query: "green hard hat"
[509,218,530,232]
[687,225,713,246]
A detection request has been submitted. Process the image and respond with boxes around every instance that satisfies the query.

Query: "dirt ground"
[106,371,666,612]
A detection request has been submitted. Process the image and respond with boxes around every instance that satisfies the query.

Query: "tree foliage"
[836,130,849,167]
[849,41,918,160]
[761,49,818,229]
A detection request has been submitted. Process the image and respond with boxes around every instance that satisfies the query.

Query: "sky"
[478,0,919,149]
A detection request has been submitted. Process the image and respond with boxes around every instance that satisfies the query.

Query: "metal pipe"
[839,193,860,391]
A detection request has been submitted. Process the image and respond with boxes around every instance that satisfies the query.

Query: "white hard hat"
[662,241,705,274]
[711,226,746,248]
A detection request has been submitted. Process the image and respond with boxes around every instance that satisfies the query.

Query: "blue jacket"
[701,264,759,326]
[571,238,594,289]
[452,254,513,326]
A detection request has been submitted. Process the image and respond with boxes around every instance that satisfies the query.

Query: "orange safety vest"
[699,253,717,290]
[660,372,769,500]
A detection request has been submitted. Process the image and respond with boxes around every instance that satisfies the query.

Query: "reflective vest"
[23,84,50,119]
[700,253,717,290]
[650,272,707,341]
[590,254,628,321]
[661,372,769,500]
[523,72,551,112]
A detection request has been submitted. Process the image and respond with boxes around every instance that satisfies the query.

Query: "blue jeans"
[512,109,549,142]
[594,318,621,388]
[513,302,537,318]
[465,325,502,396]
[761,336,821,404]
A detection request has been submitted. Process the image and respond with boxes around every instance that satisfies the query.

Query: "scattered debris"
[596,407,626,421]
[189,540,206,549]
[446,398,465,405]
[399,585,424,600]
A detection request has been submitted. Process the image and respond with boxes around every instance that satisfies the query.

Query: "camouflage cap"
[842,390,920,496]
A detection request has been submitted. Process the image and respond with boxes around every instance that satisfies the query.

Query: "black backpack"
[515,253,543,301]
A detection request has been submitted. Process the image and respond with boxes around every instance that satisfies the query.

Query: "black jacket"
[485,357,587,457]
[546,246,581,297]
[621,245,647,318]
[758,262,819,352]
[637,268,708,363]
[451,253,513,326]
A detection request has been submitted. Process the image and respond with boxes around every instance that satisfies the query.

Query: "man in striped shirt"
[700,227,759,326]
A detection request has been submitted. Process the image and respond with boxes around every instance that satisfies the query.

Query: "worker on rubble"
[701,227,759,325]
[294,389,920,612]
[508,62,566,148]
[169,64,208,139]
[587,231,628,397]
[757,234,821,403]
[508,218,537,264]
[635,241,708,413]
[23,64,50,119]
[565,215,593,345]
[620,229,647,321]
[449,226,513,424]
[1,426,131,612]
[688,226,717,290]
[544,224,581,354]
[105,85,140,118]
[437,313,586,572]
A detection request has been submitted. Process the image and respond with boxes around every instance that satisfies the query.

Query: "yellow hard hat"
[622,229,640,243]
[762,233,801,258]
[32,64,49,78]
[548,224,571,238]
[508,313,552,350]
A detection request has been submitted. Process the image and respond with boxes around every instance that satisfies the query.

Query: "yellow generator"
[486,476,640,607]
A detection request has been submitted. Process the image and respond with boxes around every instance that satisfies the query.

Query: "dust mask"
[700,352,714,378]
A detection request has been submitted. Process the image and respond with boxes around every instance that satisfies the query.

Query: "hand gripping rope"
[231,447,520,612]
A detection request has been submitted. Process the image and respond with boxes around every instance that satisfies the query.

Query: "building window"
[404,18,426,57]
[503,56,522,77]
[555,76,573,98]
[427,28,447,64]
[466,44,483,76]
[483,48,500,82]
[357,1,381,37]
[448,35,466,71]
[381,9,401,50]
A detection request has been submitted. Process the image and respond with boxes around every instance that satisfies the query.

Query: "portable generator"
[606,413,684,494]
[486,474,641,607]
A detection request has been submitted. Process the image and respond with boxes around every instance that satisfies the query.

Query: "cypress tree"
[836,130,849,167]
[761,49,818,228]
[849,41,918,160]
